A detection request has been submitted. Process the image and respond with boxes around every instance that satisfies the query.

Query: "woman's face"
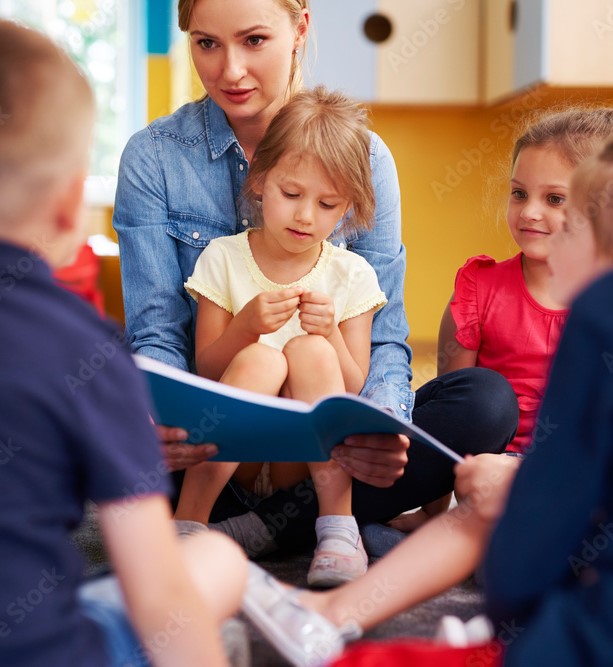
[187,0,308,132]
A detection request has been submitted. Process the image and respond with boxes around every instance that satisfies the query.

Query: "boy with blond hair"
[0,20,248,667]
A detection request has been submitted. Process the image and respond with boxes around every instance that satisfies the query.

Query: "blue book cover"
[134,354,462,463]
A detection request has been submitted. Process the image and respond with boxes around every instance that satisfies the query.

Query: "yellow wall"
[369,87,613,344]
[95,59,613,339]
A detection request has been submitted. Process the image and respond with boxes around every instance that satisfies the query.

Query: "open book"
[134,355,462,464]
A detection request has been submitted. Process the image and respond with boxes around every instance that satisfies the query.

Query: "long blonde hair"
[244,86,375,233]
[178,0,309,100]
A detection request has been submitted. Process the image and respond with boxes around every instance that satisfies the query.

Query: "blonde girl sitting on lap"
[174,87,386,587]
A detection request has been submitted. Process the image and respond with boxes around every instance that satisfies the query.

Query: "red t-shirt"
[450,254,568,453]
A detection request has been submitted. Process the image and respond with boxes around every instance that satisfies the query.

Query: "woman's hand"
[454,453,521,522]
[331,434,409,487]
[157,425,218,472]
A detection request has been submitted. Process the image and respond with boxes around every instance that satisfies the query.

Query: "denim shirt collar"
[203,97,241,160]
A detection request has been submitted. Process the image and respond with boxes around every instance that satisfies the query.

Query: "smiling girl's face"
[507,146,575,263]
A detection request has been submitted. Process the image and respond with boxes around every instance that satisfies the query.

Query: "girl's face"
[259,152,349,255]
[548,192,601,306]
[507,146,575,262]
[187,0,308,132]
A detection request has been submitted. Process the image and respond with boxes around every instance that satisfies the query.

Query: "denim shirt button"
[338,242,346,249]
[192,231,200,240]
[239,163,245,171]
[241,219,249,227]
[399,403,407,411]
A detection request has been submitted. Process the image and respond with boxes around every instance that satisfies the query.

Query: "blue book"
[134,354,462,463]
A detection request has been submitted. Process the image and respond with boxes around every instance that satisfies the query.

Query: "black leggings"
[209,367,519,553]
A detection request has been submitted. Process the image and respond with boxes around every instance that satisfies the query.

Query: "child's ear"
[54,172,86,233]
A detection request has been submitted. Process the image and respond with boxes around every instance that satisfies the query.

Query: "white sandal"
[241,563,361,667]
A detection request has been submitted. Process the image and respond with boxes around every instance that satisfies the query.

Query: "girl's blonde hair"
[512,107,613,168]
[571,138,613,259]
[178,0,308,100]
[243,86,375,233]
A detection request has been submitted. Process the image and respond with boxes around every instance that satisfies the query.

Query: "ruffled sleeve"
[184,239,233,313]
[341,254,387,322]
[450,255,495,350]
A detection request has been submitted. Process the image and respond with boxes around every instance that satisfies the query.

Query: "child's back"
[0,242,168,666]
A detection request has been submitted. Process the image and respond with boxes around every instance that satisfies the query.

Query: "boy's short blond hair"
[571,138,613,259]
[0,20,94,224]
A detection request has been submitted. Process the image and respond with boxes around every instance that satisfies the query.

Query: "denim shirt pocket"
[167,212,236,283]
[167,212,234,249]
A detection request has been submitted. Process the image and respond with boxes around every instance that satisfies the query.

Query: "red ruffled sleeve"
[450,255,495,351]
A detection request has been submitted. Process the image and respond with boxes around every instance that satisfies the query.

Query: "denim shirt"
[113,97,414,419]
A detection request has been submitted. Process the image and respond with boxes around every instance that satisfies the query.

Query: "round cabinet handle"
[363,13,393,44]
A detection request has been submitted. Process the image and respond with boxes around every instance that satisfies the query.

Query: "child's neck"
[521,254,566,310]
[248,229,322,284]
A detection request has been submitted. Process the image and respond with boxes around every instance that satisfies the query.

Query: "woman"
[113,0,517,556]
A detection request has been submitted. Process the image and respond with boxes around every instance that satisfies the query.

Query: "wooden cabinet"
[484,0,613,103]
[305,0,480,105]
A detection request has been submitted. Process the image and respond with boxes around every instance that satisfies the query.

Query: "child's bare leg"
[175,344,287,524]
[389,493,453,533]
[283,335,366,586]
[301,502,493,631]
[181,530,249,622]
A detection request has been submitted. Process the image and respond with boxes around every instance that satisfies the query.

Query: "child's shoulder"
[458,253,520,275]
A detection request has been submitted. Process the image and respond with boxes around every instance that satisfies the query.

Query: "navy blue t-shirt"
[0,242,171,667]
[484,270,613,665]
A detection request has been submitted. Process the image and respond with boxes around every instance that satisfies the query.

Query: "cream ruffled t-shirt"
[185,229,387,350]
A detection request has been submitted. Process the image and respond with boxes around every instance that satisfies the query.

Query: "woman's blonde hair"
[512,107,613,168]
[570,138,613,259]
[178,0,309,99]
[243,86,375,233]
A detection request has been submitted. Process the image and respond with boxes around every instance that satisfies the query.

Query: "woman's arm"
[437,300,478,374]
[350,134,412,419]
[113,129,194,371]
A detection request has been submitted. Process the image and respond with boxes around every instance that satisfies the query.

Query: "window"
[0,0,145,201]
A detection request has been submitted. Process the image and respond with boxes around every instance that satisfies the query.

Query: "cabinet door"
[305,0,377,102]
[482,0,515,102]
[548,0,613,86]
[306,0,480,105]
[513,0,546,91]
[376,0,480,104]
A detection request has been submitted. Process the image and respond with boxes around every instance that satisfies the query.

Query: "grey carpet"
[73,503,484,666]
